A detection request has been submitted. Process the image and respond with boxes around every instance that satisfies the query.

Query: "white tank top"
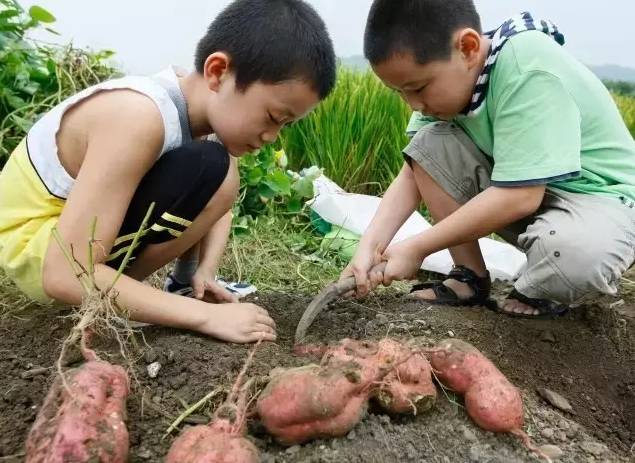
[26,66,191,199]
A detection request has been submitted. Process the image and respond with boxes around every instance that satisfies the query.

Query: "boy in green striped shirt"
[342,0,635,317]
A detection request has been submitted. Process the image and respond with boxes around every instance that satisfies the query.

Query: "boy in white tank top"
[0,0,336,344]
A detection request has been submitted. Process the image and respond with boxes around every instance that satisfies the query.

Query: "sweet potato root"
[25,359,130,463]
[166,346,260,463]
[429,339,550,461]
[259,338,431,444]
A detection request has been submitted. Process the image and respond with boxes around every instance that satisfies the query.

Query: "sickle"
[294,262,387,343]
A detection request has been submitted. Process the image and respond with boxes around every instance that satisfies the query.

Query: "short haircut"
[195,0,336,99]
[364,0,482,65]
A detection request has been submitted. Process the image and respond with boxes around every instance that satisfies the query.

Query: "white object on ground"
[147,362,162,378]
[215,277,258,298]
[309,175,527,282]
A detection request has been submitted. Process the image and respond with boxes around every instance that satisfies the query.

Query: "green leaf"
[28,5,56,23]
[287,196,303,213]
[96,49,115,60]
[10,114,34,132]
[257,183,277,200]
[264,170,292,196]
[245,167,264,186]
[6,91,25,109]
[0,10,20,21]
[29,65,50,83]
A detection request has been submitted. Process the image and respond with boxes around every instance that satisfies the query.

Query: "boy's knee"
[406,122,457,160]
[519,231,622,302]
[198,141,231,183]
[404,122,492,203]
[215,157,240,203]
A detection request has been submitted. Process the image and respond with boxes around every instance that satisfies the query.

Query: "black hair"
[364,0,482,65]
[195,0,336,99]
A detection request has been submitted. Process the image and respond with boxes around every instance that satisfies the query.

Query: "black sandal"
[409,265,495,309]
[498,289,569,319]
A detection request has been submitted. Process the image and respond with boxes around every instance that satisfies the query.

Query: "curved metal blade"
[294,262,387,343]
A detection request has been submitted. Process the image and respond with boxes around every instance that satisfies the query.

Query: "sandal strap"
[411,265,491,304]
[447,265,491,300]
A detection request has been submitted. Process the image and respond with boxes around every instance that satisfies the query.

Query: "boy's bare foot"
[499,298,540,316]
[499,289,569,319]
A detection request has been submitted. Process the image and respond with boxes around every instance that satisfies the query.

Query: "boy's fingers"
[218,287,239,303]
[369,270,384,289]
[193,282,204,300]
[253,323,276,336]
[256,307,271,317]
[250,332,277,343]
[352,268,369,297]
[256,314,276,328]
[382,265,394,286]
[342,290,356,299]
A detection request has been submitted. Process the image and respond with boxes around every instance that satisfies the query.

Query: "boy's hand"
[198,302,276,343]
[340,244,384,298]
[191,267,239,303]
[382,239,425,286]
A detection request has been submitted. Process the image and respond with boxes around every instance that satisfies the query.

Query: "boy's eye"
[268,112,281,125]
[415,85,426,94]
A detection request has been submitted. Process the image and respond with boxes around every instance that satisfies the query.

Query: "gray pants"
[404,122,635,303]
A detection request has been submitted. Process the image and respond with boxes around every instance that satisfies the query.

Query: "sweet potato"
[259,338,425,444]
[429,339,549,461]
[296,338,437,415]
[375,348,437,415]
[164,404,259,463]
[25,359,130,463]
[166,346,260,463]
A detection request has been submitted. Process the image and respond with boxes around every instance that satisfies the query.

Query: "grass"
[614,94,635,137]
[280,67,411,195]
[0,271,32,319]
[218,214,344,293]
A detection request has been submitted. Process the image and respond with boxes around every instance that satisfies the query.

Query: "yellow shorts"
[0,140,64,304]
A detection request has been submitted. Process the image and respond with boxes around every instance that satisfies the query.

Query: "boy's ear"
[455,28,482,68]
[203,52,231,92]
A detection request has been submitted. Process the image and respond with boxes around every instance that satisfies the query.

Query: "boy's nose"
[405,94,425,113]
[261,129,280,144]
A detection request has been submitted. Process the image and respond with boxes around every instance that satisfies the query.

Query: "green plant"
[614,94,635,138]
[233,145,321,232]
[280,67,410,195]
[604,80,635,97]
[0,0,118,167]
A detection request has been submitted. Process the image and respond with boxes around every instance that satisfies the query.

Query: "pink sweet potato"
[296,338,437,416]
[375,347,437,415]
[164,404,259,463]
[259,338,425,444]
[25,359,130,463]
[429,339,549,460]
[429,339,523,432]
[166,346,260,463]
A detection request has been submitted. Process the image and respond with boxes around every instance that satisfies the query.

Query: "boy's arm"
[43,91,274,343]
[198,210,233,274]
[382,185,545,284]
[343,162,422,295]
[192,208,238,302]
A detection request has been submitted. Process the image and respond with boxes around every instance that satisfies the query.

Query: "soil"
[1,282,634,462]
